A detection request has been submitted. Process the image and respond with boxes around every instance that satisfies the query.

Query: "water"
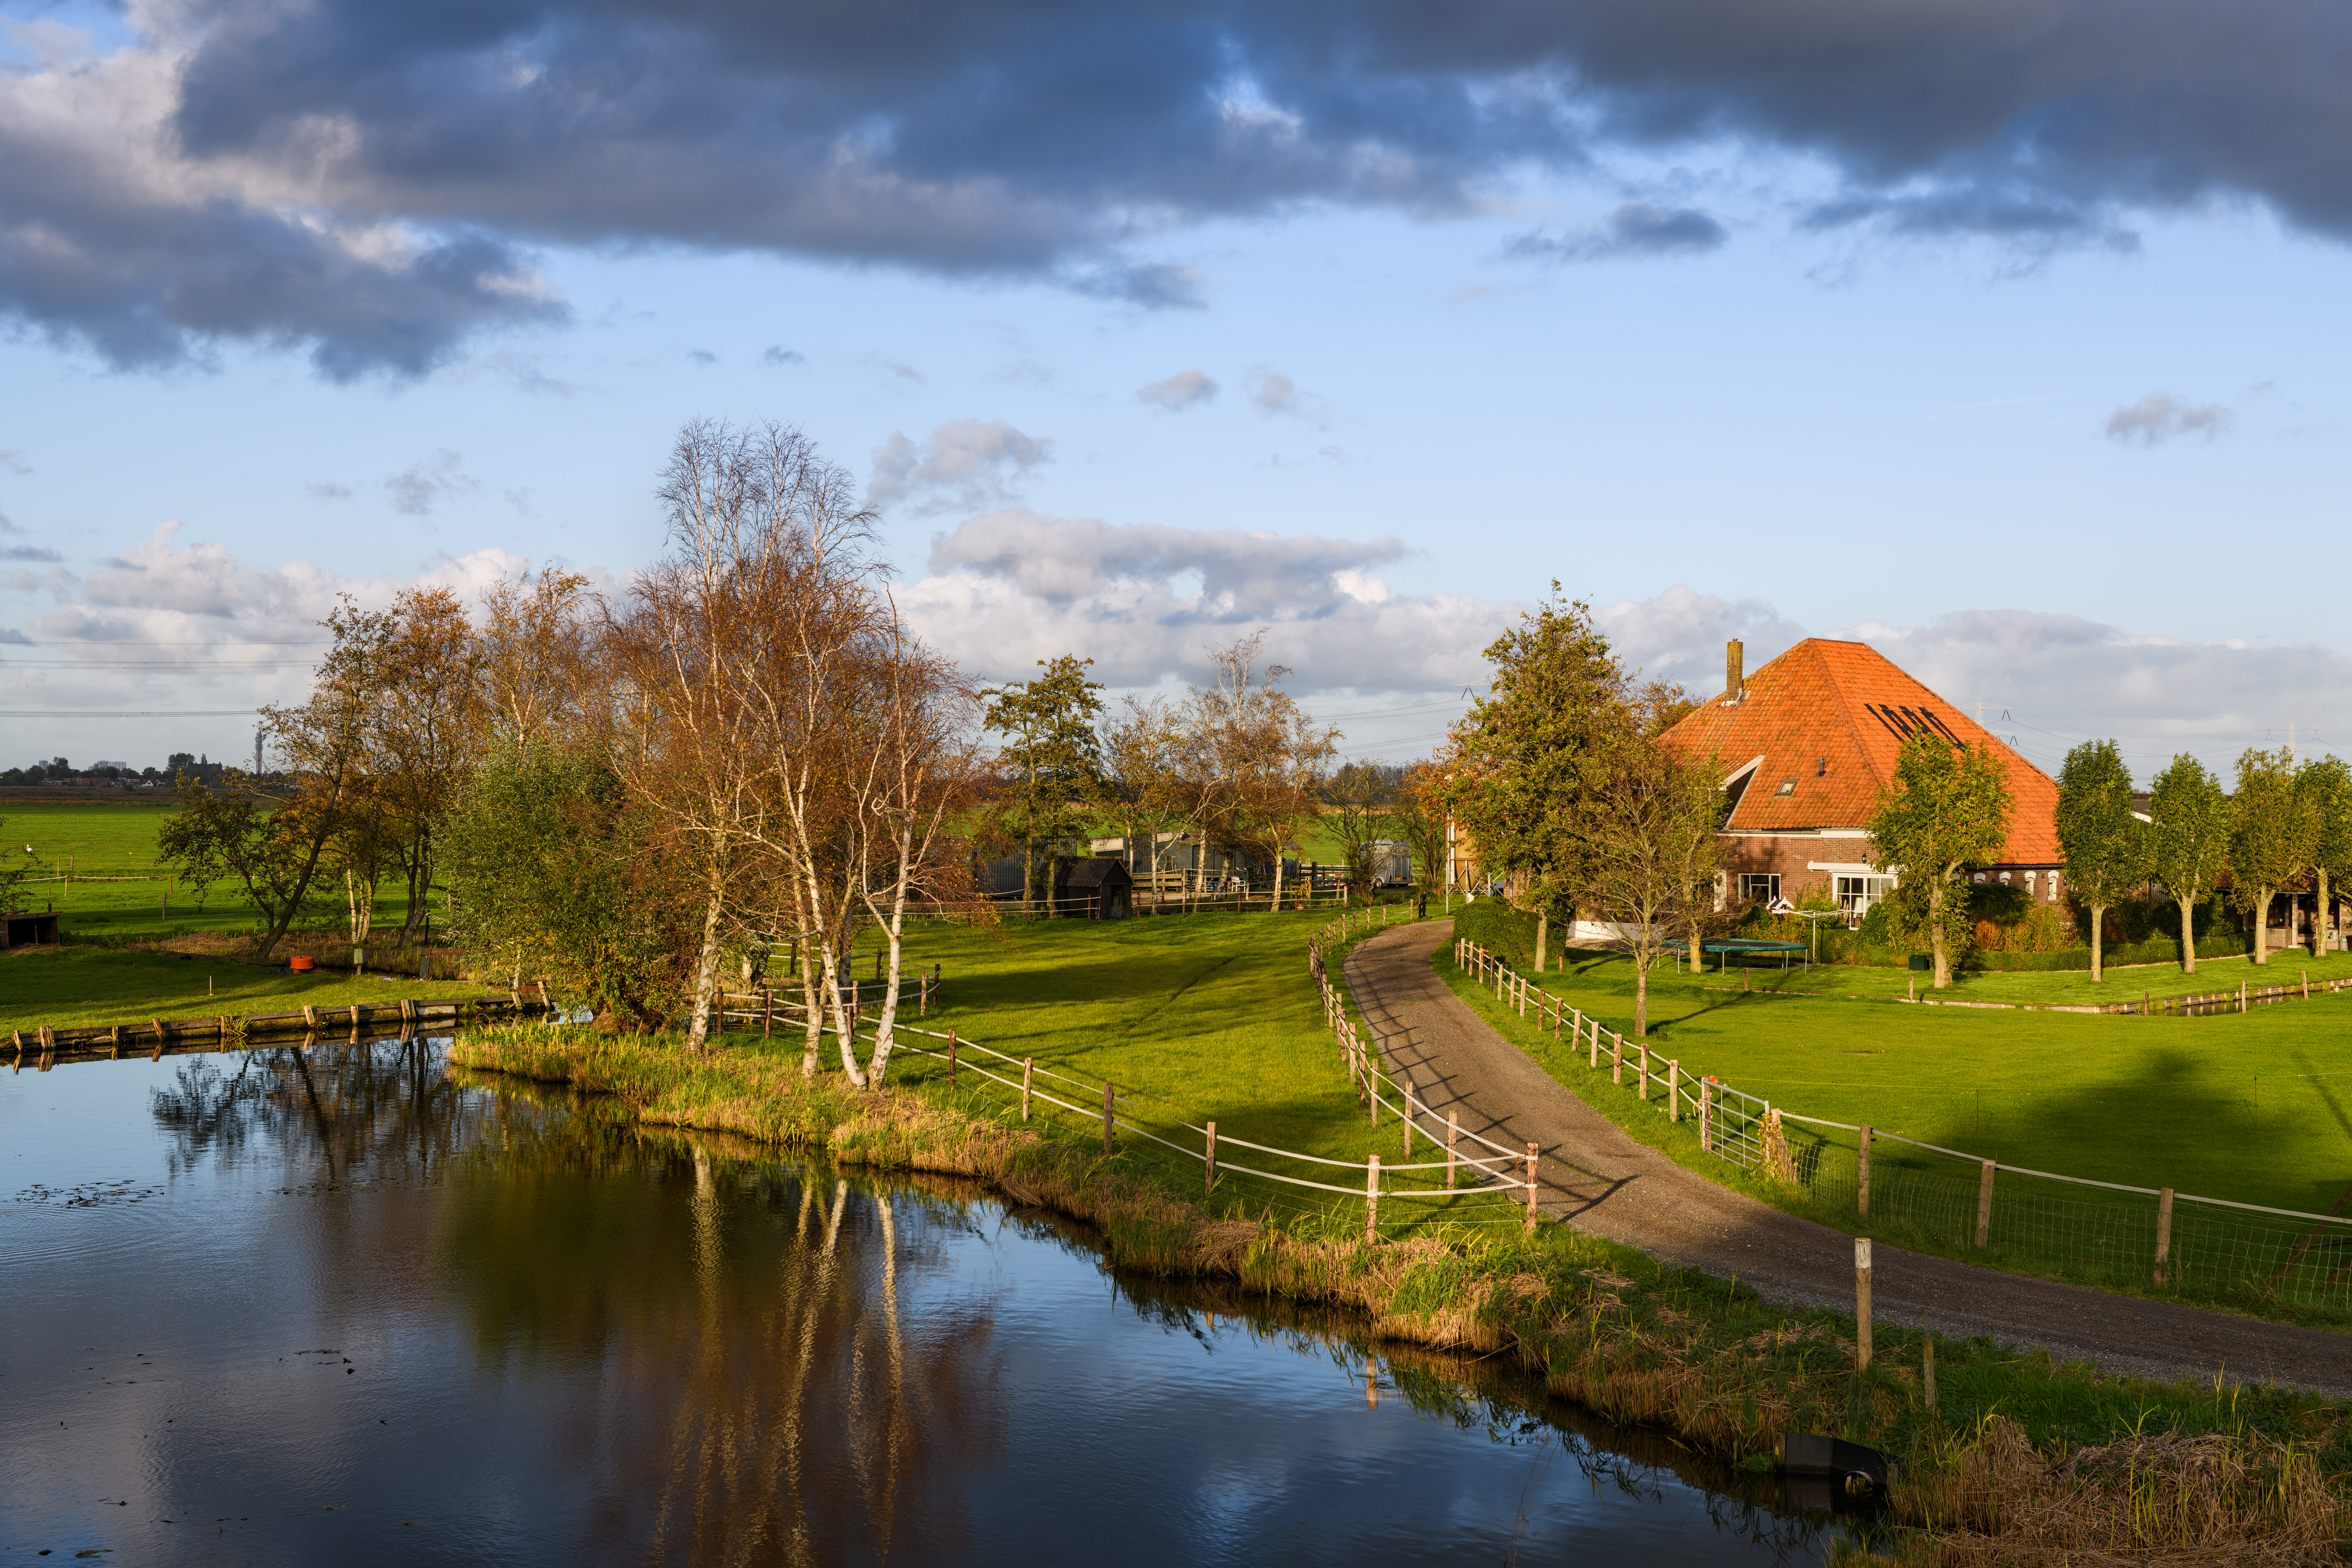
[3,1041,1834,1564]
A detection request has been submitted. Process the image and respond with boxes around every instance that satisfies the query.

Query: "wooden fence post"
[2155,1186,2174,1286]
[1700,1078,1713,1153]
[1975,1160,1996,1247]
[1365,1155,1381,1243]
[947,1030,958,1087]
[1924,1334,1937,1412]
[1523,1144,1539,1231]
[1668,1061,1680,1122]
[1587,1017,1599,1070]
[1206,1121,1217,1195]
[763,987,775,1039]
[1638,1042,1649,1100]
[1611,1033,1623,1086]
[1021,1057,1033,1121]
[1859,1124,1872,1217]
[1855,1237,1873,1371]
[1102,1081,1116,1152]
[1447,1111,1459,1189]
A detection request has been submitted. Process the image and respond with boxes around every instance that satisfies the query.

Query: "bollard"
[1523,1144,1539,1232]
[2155,1186,2174,1286]
[1021,1057,1033,1121]
[1205,1121,1217,1196]
[1365,1155,1381,1243]
[1859,1124,1872,1217]
[1975,1160,1996,1247]
[1855,1237,1872,1371]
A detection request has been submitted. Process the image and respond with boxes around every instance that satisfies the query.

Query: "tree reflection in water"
[148,1035,470,1183]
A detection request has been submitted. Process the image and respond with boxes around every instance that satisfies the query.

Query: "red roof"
[1660,638,2060,866]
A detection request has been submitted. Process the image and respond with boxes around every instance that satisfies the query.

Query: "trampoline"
[1696,937,1809,973]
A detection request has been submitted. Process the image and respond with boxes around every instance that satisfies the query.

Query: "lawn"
[1447,901,2352,1217]
[1,798,420,940]
[1,945,488,1033]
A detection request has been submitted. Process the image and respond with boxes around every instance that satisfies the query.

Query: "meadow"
[1447,899,2352,1218]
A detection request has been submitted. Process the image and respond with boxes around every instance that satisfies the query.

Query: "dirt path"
[1345,919,2352,1395]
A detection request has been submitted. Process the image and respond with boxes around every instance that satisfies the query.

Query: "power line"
[0,709,261,718]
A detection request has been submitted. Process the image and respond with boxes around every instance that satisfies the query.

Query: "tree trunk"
[1929,876,1950,989]
[2178,893,2198,974]
[1691,931,1703,974]
[682,857,726,1054]
[2316,872,2331,957]
[863,831,915,1085]
[798,932,825,1078]
[1536,911,1549,974]
[2252,889,2272,964]
[1634,953,1649,1037]
[2089,904,2105,983]
[256,802,343,962]
[817,935,868,1087]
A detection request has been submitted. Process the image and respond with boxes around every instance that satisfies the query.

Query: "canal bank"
[449,1019,2352,1565]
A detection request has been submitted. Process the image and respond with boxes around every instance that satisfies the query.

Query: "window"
[1835,874,1895,916]
[1739,873,1780,903]
[1775,778,1797,795]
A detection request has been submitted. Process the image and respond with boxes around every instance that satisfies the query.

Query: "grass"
[1451,899,2352,1218]
[1,942,487,1033]
[447,947,2352,1563]
[1,798,420,939]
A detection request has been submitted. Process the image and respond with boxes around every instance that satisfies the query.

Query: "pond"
[2,1040,1838,1564]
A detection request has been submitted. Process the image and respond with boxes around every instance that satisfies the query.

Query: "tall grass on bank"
[453,1022,2352,1565]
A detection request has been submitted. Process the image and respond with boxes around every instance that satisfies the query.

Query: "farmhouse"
[1661,639,2063,917]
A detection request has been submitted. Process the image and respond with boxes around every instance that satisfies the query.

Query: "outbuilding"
[2,909,62,948]
[1054,857,1135,919]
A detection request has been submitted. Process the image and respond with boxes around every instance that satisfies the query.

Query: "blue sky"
[4,0,2350,780]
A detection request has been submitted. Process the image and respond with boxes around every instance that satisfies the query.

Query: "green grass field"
[1448,901,2352,1218]
[1,798,420,940]
[0,947,489,1033]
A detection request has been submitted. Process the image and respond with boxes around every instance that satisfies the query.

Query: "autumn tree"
[2149,754,2232,974]
[982,655,1105,913]
[1324,761,1400,902]
[2229,747,2314,967]
[2054,739,2149,983]
[371,586,488,945]
[1098,694,1187,897]
[2303,755,2352,958]
[1182,633,1340,911]
[1584,726,1725,1036]
[1445,586,1623,971]
[1395,762,1451,897]
[1868,732,2013,989]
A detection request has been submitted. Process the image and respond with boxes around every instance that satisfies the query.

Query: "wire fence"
[721,914,1538,1240]
[1456,936,2352,1317]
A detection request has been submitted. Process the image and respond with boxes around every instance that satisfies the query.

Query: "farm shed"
[3,909,62,948]
[1054,858,1135,919]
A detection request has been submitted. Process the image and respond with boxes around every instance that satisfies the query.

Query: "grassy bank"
[1447,900,2352,1218]
[450,981,2350,1562]
[1,942,488,1033]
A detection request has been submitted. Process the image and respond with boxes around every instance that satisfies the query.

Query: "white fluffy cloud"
[902,512,2352,775]
[867,419,1052,513]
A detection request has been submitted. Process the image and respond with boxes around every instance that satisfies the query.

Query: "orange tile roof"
[1660,638,2061,866]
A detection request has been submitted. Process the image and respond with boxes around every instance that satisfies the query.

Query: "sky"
[4,0,2352,783]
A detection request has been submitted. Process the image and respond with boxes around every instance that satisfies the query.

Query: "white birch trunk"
[683,856,727,1053]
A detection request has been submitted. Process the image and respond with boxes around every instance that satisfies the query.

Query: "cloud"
[1507,203,1730,263]
[305,481,355,501]
[1250,369,1300,416]
[867,419,1051,513]
[0,545,63,563]
[687,349,717,365]
[2105,394,2233,445]
[1138,370,1218,411]
[762,346,806,367]
[384,450,481,515]
[15,0,2352,372]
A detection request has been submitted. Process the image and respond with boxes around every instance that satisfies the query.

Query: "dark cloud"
[1508,203,1730,262]
[1,545,62,562]
[7,0,2352,372]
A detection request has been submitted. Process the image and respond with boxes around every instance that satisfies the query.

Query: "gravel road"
[1344,918,2352,1395]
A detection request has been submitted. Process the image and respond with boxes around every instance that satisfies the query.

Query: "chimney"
[1724,640,1744,703]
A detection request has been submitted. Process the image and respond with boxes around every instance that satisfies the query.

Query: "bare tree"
[1584,731,1726,1037]
[1098,694,1187,900]
[1183,633,1340,909]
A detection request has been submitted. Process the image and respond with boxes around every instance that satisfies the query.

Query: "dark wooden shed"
[3,910,62,948]
[1053,858,1134,919]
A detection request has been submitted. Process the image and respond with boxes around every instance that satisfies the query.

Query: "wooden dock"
[8,996,548,1071]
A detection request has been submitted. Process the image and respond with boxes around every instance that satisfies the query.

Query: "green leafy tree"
[982,655,1106,913]
[0,815,36,914]
[2054,738,2150,983]
[2149,754,2233,974]
[2303,755,2352,957]
[1867,732,2013,989]
[2230,748,2315,966]
[157,769,329,942]
[1446,586,1625,972]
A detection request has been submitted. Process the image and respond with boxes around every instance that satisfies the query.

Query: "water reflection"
[4,1040,1843,1565]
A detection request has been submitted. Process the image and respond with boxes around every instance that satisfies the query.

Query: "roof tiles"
[1661,638,2060,866]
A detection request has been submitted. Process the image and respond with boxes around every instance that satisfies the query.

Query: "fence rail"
[1454,936,2352,1314]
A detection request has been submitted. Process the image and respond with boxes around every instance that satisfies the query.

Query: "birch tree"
[1868,732,2013,990]
[1184,633,1339,911]
[2149,754,2232,974]
[2054,738,2149,984]
[1584,731,1724,1036]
